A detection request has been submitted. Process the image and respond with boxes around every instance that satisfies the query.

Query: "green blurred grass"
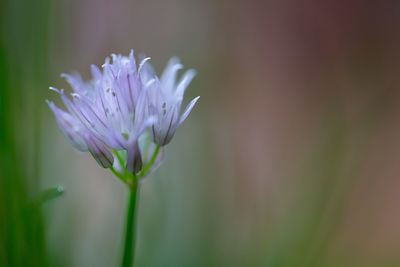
[0,0,54,265]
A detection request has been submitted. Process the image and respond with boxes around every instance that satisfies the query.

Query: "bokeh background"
[1,0,400,266]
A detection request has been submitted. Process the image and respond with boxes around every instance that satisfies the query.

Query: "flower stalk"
[137,145,160,178]
[121,181,137,267]
[116,145,160,267]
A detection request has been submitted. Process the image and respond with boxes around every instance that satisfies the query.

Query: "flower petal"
[61,72,89,95]
[90,64,103,81]
[138,57,151,75]
[175,69,196,100]
[47,100,88,152]
[179,96,200,126]
[86,134,114,168]
[125,141,142,174]
[161,57,183,94]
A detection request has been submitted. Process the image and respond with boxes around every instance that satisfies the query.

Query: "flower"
[142,57,200,146]
[47,50,199,176]
[47,51,153,173]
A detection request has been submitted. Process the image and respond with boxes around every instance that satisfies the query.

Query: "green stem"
[137,145,160,178]
[110,166,126,182]
[117,145,160,267]
[121,185,138,267]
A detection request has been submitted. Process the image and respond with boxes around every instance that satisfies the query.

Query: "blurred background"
[1,0,400,266]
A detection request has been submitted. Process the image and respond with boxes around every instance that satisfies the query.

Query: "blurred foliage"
[0,0,55,265]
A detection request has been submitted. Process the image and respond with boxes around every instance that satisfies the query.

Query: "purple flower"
[47,51,153,173]
[143,57,200,146]
[47,51,199,177]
